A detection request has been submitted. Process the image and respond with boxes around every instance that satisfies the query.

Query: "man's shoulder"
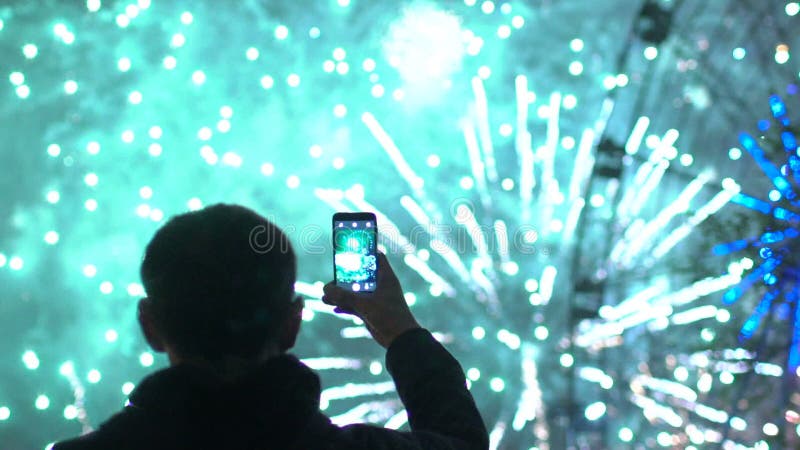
[53,406,145,450]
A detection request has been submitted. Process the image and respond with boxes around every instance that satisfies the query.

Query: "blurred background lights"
[121,382,135,396]
[22,351,40,370]
[104,329,118,343]
[384,3,465,87]
[87,369,102,384]
[1,2,799,449]
[489,377,505,392]
[64,80,78,95]
[63,405,78,420]
[584,402,606,421]
[139,352,154,367]
[35,395,50,410]
[22,43,38,59]
[9,256,24,271]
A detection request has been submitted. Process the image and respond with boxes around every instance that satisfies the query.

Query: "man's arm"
[322,253,489,450]
[384,327,488,448]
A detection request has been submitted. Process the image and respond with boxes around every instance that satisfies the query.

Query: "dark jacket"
[53,328,489,450]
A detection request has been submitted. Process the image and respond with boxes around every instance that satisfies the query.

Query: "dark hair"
[140,204,296,360]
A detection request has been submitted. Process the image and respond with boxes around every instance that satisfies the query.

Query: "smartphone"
[332,212,378,292]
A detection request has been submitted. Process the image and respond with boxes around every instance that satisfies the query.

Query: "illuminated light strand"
[313,188,353,213]
[739,131,796,200]
[470,258,500,309]
[609,219,645,263]
[493,220,510,264]
[512,344,548,443]
[738,289,780,339]
[651,181,741,259]
[340,327,372,339]
[599,280,669,321]
[488,421,507,450]
[294,281,324,299]
[628,160,669,218]
[321,381,395,403]
[463,120,491,209]
[384,409,408,429]
[634,374,698,402]
[578,274,741,346]
[471,76,498,182]
[329,400,399,427]
[398,195,474,284]
[300,357,363,370]
[721,257,781,305]
[567,129,596,202]
[791,299,800,369]
[515,75,535,220]
[631,395,683,427]
[620,171,713,264]
[538,266,557,304]
[713,228,800,255]
[537,92,562,235]
[670,305,719,325]
[625,116,650,155]
[430,238,471,283]
[59,363,93,434]
[628,130,680,217]
[753,362,784,377]
[399,195,470,281]
[403,253,456,297]
[561,197,585,242]
[731,192,800,223]
[453,203,490,259]
[578,367,614,389]
[361,112,424,191]
[344,191,417,255]
[304,300,362,323]
[617,129,679,219]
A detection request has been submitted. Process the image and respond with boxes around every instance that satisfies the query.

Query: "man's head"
[138,204,301,364]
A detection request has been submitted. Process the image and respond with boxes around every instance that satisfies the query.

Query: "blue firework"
[712,92,800,371]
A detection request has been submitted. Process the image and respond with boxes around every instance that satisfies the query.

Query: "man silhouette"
[53,204,488,450]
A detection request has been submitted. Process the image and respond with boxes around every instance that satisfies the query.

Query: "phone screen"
[333,214,378,292]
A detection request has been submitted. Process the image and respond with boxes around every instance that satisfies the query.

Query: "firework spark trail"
[618,171,713,264]
[651,180,742,260]
[59,362,93,434]
[625,129,681,218]
[463,119,492,210]
[511,344,550,449]
[625,116,650,155]
[399,195,472,283]
[577,273,742,346]
[538,93,561,236]
[301,357,363,370]
[493,220,510,265]
[329,400,400,426]
[488,421,507,450]
[384,410,409,430]
[471,76,498,183]
[361,112,425,193]
[515,75,535,222]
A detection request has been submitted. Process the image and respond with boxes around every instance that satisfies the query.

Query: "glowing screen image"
[334,221,377,292]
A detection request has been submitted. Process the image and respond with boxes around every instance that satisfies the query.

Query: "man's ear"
[278,298,304,352]
[138,297,166,353]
